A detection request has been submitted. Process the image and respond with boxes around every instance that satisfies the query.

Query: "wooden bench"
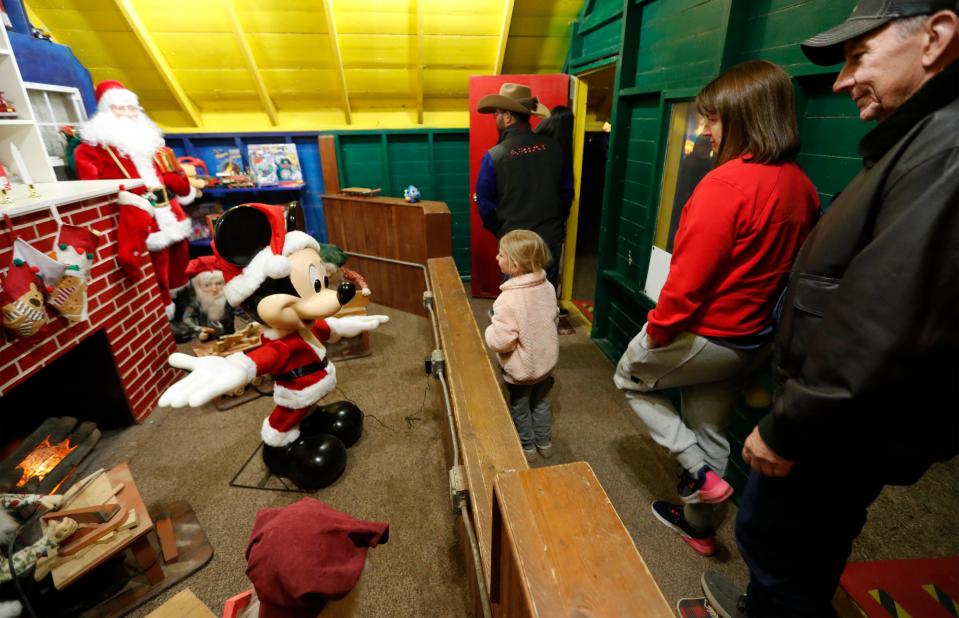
[428,256,673,617]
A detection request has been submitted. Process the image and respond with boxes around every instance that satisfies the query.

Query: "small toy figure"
[319,243,371,297]
[159,204,388,489]
[0,92,16,114]
[403,185,421,203]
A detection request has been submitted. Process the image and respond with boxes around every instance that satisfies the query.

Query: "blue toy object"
[404,185,421,203]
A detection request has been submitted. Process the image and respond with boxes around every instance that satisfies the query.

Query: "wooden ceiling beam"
[321,0,352,125]
[494,0,516,75]
[220,0,278,126]
[414,0,425,124]
[113,0,201,127]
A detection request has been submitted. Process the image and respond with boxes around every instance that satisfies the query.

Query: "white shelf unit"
[0,23,56,184]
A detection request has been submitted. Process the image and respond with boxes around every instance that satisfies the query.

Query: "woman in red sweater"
[613,60,819,556]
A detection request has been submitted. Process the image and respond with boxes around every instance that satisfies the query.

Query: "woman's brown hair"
[696,60,800,166]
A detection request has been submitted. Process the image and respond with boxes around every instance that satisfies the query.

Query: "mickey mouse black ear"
[214,205,273,268]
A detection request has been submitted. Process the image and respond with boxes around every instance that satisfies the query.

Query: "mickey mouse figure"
[159,204,388,489]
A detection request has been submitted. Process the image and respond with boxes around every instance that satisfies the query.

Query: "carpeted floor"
[83,303,467,617]
[77,299,957,617]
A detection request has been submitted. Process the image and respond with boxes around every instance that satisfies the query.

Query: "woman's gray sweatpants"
[614,325,765,529]
[614,324,765,477]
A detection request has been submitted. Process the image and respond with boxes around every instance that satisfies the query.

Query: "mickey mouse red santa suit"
[159,204,388,489]
[72,80,195,319]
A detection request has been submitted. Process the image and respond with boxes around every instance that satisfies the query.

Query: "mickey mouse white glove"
[326,315,389,341]
[159,352,256,408]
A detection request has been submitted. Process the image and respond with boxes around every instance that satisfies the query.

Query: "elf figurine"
[159,204,388,489]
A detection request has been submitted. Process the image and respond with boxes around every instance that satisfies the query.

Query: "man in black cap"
[702,2,959,616]
[474,83,573,288]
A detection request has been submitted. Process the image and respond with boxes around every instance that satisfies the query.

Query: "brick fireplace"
[0,187,179,423]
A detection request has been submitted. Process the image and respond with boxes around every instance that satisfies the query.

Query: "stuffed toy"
[403,185,421,203]
[0,493,76,593]
[159,204,388,489]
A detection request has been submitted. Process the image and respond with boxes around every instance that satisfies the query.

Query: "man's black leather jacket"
[759,61,959,484]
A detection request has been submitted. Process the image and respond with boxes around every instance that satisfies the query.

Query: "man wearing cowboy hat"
[474,83,573,287]
[701,1,959,616]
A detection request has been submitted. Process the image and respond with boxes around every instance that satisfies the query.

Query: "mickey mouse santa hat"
[212,204,319,307]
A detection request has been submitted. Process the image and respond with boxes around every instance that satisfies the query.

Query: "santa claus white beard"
[195,286,227,322]
[79,112,165,186]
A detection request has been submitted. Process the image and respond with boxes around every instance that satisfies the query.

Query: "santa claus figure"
[179,255,235,342]
[73,80,195,319]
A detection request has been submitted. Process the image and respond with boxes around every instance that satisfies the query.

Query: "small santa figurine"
[179,255,235,342]
[72,80,195,319]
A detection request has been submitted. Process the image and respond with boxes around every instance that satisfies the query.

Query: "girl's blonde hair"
[499,229,551,275]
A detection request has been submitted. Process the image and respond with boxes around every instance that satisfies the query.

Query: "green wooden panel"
[339,135,386,190]
[632,0,727,89]
[387,135,434,199]
[567,0,624,72]
[737,0,858,70]
[796,73,870,207]
[338,130,470,276]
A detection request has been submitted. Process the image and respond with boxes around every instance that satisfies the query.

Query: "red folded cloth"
[245,497,389,617]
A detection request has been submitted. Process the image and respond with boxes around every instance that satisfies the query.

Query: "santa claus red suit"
[73,80,195,318]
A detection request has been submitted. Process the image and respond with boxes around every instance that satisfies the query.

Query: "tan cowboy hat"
[477,83,551,118]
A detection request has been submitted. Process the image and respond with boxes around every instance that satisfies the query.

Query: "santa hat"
[95,80,139,114]
[185,255,224,286]
[212,204,319,307]
[245,498,388,617]
[56,225,101,260]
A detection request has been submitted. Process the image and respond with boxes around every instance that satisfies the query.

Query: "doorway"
[562,64,615,324]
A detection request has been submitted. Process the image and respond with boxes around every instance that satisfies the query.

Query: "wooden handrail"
[427,256,674,617]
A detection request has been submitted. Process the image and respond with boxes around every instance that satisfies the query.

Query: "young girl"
[484,230,560,462]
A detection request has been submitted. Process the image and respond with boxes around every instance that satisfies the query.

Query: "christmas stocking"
[1,260,48,340]
[0,238,66,340]
[47,225,101,323]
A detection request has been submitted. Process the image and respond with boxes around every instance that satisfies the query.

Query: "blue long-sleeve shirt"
[474,151,574,234]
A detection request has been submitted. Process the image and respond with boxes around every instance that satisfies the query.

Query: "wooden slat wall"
[323,195,451,315]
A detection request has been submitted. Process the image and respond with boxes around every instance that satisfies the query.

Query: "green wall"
[335,130,471,276]
[587,0,867,493]
[567,0,625,73]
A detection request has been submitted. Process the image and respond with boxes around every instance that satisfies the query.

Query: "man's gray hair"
[894,14,929,38]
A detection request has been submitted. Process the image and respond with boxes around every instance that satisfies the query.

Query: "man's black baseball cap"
[801,0,959,66]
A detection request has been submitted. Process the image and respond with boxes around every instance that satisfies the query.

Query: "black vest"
[488,123,565,245]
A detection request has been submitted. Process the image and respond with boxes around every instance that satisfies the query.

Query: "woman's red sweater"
[646,156,819,347]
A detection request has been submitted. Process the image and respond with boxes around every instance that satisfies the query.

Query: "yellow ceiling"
[25,0,581,132]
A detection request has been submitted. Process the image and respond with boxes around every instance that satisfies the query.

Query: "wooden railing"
[428,257,673,617]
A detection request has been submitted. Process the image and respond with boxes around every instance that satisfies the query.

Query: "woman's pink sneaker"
[678,467,733,504]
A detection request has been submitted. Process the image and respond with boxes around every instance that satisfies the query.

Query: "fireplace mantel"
[1,179,144,217]
[0,180,178,420]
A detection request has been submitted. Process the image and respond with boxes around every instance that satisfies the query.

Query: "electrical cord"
[8,507,45,618]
